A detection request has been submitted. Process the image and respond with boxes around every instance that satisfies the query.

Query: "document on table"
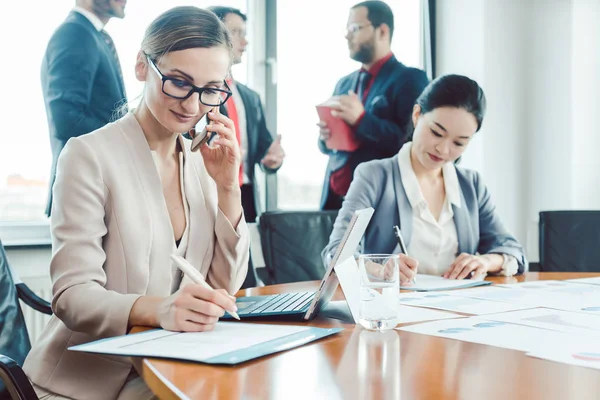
[395,305,463,326]
[398,317,579,353]
[398,292,534,315]
[495,280,597,292]
[438,286,547,307]
[400,274,491,291]
[69,323,343,365]
[480,308,600,337]
[527,339,600,371]
[443,284,600,314]
[568,277,600,286]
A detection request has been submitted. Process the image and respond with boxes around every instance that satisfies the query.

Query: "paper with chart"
[437,286,547,307]
[496,280,600,294]
[69,323,340,364]
[400,274,491,291]
[527,339,600,371]
[398,292,534,315]
[395,305,463,326]
[480,308,600,337]
[398,317,579,353]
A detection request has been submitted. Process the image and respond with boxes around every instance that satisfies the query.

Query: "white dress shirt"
[397,143,460,276]
[396,143,518,277]
[225,79,250,184]
[73,6,105,31]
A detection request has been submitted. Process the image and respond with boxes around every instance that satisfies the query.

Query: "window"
[0,1,247,223]
[275,0,423,209]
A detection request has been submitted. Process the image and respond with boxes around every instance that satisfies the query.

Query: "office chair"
[538,211,600,272]
[258,210,338,284]
[0,239,52,400]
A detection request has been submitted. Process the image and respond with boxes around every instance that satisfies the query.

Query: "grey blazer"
[322,154,527,273]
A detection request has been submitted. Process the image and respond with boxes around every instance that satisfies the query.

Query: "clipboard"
[316,98,360,152]
[69,323,343,365]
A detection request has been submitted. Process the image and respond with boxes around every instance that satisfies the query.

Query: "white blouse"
[396,143,518,277]
[396,143,460,276]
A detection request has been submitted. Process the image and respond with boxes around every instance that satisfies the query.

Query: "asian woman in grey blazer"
[24,7,249,400]
[322,74,526,285]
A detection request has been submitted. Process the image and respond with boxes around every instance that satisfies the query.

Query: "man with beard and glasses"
[42,0,128,216]
[318,1,429,210]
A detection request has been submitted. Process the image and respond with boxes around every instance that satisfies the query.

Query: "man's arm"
[254,98,280,173]
[354,69,429,150]
[44,23,107,141]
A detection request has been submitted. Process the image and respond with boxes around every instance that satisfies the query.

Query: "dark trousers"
[322,188,345,211]
[240,183,258,288]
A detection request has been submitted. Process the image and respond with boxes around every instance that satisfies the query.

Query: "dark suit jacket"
[220,82,278,215]
[318,55,429,209]
[43,11,126,216]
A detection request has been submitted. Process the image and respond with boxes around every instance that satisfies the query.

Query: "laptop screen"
[303,207,374,320]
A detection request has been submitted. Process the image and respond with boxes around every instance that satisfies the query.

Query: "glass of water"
[358,254,399,331]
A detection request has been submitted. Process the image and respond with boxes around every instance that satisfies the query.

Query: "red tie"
[225,79,243,186]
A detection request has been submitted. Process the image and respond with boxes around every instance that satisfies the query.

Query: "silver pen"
[393,225,416,284]
[170,254,240,320]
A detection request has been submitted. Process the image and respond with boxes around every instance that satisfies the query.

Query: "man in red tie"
[209,6,285,224]
[317,1,429,210]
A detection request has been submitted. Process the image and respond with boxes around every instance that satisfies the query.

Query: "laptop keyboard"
[241,292,316,315]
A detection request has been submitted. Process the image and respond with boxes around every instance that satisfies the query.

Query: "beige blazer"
[23,113,250,399]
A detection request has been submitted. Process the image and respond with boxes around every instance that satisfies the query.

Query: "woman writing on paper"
[322,74,526,285]
[24,7,248,399]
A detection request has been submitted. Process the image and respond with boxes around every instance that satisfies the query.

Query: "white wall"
[435,0,600,262]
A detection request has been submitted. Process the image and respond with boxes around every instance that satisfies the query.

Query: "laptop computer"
[221,207,375,321]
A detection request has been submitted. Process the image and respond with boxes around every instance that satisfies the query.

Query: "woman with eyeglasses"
[24,7,248,399]
[322,74,527,285]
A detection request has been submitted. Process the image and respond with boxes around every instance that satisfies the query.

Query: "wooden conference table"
[131,273,600,400]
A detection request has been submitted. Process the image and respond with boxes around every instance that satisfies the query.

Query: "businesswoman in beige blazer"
[24,7,249,400]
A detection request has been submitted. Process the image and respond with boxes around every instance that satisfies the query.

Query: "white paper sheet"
[441,285,600,315]
[398,292,533,315]
[568,277,600,286]
[480,308,600,337]
[398,317,578,353]
[400,274,490,291]
[395,305,462,326]
[70,323,313,362]
[438,286,547,307]
[527,339,600,371]
[495,280,588,291]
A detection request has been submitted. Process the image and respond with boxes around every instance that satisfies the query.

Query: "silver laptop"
[221,207,374,321]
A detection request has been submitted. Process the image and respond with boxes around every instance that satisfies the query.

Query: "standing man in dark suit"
[209,6,284,288]
[208,6,285,223]
[43,0,127,216]
[318,1,429,210]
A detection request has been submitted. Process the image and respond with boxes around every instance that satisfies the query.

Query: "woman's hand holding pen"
[200,108,241,191]
[156,284,237,332]
[399,254,419,286]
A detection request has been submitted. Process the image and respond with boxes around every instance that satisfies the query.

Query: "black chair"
[258,210,338,284]
[538,211,600,272]
[0,239,52,400]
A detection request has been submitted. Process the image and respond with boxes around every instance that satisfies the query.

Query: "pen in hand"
[393,225,416,284]
[170,255,240,320]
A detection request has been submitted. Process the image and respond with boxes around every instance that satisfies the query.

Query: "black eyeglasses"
[146,56,232,107]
